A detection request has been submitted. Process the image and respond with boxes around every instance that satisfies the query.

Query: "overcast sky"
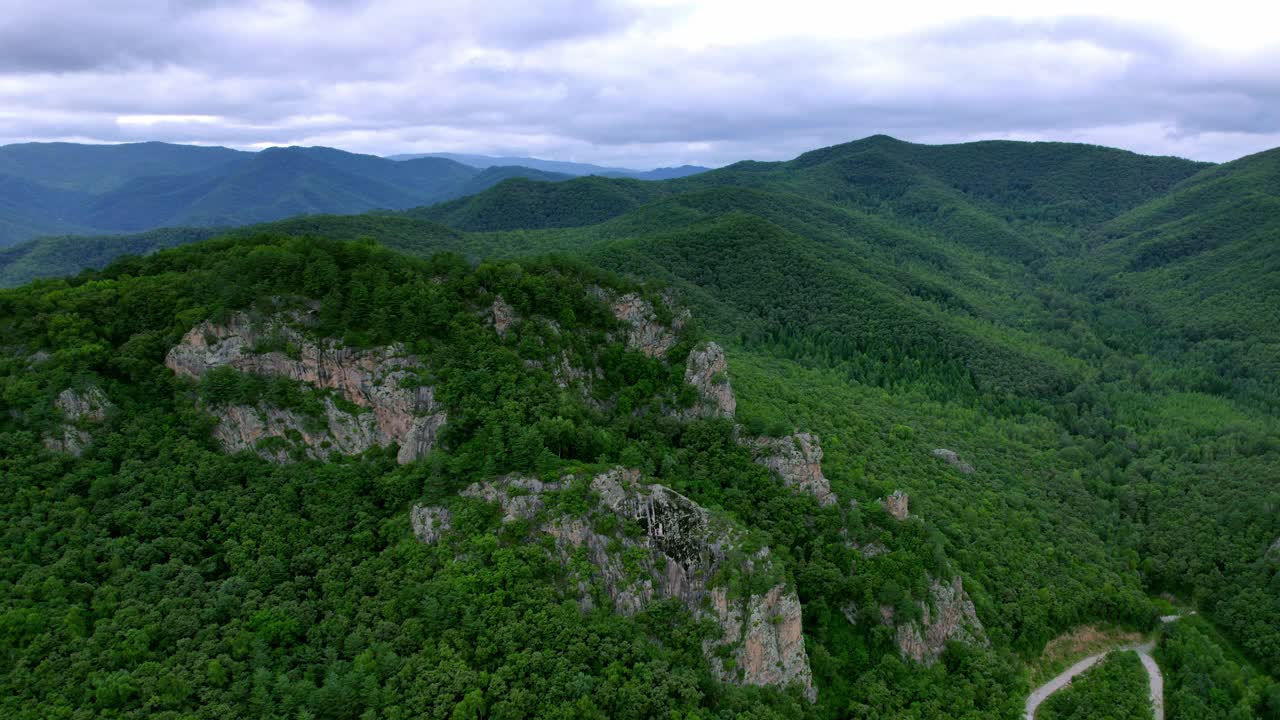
[1,0,1278,168]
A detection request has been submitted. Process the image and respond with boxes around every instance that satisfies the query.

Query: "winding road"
[1024,614,1187,720]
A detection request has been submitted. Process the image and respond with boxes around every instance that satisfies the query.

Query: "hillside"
[2,235,1024,717]
[410,174,668,231]
[0,142,570,247]
[2,135,1279,719]
[417,135,1207,261]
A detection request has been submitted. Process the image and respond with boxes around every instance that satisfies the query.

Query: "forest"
[2,135,1279,718]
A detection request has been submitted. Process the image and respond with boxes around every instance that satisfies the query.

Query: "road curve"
[1024,640,1166,720]
[1025,614,1185,719]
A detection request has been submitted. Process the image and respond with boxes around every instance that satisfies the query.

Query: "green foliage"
[3,134,1279,718]
[1038,651,1152,720]
[413,175,666,231]
[1157,617,1280,719]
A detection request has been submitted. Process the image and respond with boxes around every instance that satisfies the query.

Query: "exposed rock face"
[893,576,986,665]
[490,296,517,336]
[462,475,558,523]
[746,432,836,506]
[425,468,815,700]
[611,292,679,358]
[166,310,445,464]
[932,448,975,474]
[707,583,814,700]
[882,490,910,521]
[842,576,986,666]
[410,506,452,544]
[683,342,736,419]
[44,386,111,456]
[1267,537,1280,562]
[848,540,889,558]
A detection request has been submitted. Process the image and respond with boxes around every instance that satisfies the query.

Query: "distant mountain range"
[0,142,576,247]
[386,152,710,180]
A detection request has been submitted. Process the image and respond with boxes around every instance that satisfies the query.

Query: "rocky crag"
[890,575,987,664]
[166,309,446,463]
[44,386,111,456]
[168,289,986,681]
[744,432,836,506]
[932,448,975,474]
[845,490,988,664]
[414,467,816,700]
[602,292,987,668]
[682,342,737,419]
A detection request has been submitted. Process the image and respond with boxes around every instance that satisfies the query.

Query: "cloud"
[0,1,1277,165]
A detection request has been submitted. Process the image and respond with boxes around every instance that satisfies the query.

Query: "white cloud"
[0,0,1277,165]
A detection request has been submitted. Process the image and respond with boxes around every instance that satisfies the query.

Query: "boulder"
[881,490,910,521]
[410,506,452,544]
[931,448,975,474]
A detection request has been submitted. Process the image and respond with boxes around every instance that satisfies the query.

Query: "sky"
[1,0,1278,168]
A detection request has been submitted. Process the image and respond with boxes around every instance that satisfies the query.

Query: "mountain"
[3,135,1279,719]
[388,151,711,179]
[0,142,570,247]
[611,164,712,180]
[0,141,244,193]
[416,135,1206,252]
[451,165,573,197]
[410,174,667,231]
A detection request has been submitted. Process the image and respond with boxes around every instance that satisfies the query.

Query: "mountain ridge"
[387,150,711,179]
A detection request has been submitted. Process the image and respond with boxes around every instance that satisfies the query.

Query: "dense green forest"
[2,135,1278,718]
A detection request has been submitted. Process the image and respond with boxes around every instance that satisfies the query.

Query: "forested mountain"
[2,135,1278,719]
[389,151,710,180]
[0,143,569,246]
[0,141,244,193]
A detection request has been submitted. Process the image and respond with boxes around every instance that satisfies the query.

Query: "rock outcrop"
[44,386,111,456]
[707,583,812,700]
[844,575,986,666]
[490,296,517,336]
[882,490,910,521]
[893,576,986,665]
[682,342,736,419]
[745,432,836,506]
[421,468,816,700]
[931,448,974,474]
[166,310,445,464]
[410,505,452,544]
[611,292,680,358]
